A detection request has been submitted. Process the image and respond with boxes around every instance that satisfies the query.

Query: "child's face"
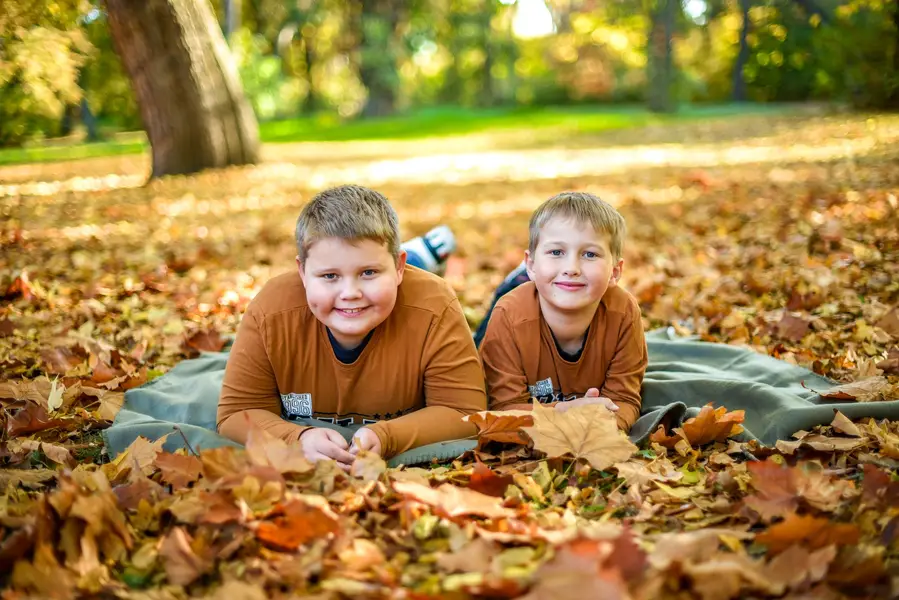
[525,216,623,316]
[298,237,406,349]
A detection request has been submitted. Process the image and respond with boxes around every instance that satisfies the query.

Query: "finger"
[319,442,356,464]
[584,388,600,397]
[555,402,570,413]
[600,397,619,411]
[323,429,350,448]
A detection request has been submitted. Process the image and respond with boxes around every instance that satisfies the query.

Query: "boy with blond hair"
[479,192,647,431]
[217,185,486,467]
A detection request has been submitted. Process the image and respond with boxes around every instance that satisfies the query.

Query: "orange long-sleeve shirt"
[217,267,486,458]
[479,282,647,431]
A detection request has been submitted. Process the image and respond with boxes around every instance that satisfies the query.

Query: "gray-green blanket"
[103,328,899,467]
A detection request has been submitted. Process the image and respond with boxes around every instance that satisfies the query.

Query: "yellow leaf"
[522,402,637,471]
[47,378,64,412]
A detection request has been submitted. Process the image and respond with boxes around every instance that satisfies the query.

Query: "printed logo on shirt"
[280,392,313,418]
[528,377,577,405]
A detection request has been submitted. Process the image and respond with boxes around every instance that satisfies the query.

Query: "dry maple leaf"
[159,526,213,586]
[764,544,836,592]
[350,450,387,481]
[861,464,899,509]
[830,410,862,436]
[649,403,745,448]
[522,402,636,471]
[613,459,683,489]
[816,376,894,402]
[463,409,533,447]
[183,329,226,354]
[245,426,313,474]
[155,451,203,489]
[103,435,169,483]
[393,480,514,519]
[436,538,498,573]
[468,461,515,497]
[5,404,67,437]
[755,513,860,554]
[744,460,799,521]
[774,313,811,342]
[255,499,340,551]
[875,307,899,338]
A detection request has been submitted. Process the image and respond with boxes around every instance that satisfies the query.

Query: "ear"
[395,249,408,285]
[608,258,624,287]
[296,255,306,285]
[524,249,536,281]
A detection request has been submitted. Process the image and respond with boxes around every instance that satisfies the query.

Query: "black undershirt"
[327,328,374,364]
[551,327,588,362]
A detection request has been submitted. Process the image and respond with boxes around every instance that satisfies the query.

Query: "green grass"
[0,103,791,167]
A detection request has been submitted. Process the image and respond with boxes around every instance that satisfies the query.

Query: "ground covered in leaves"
[1,107,898,599]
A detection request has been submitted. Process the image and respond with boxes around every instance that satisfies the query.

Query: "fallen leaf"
[830,411,861,436]
[436,538,498,573]
[650,403,745,448]
[0,468,56,489]
[861,464,899,508]
[46,378,64,412]
[5,404,67,437]
[350,450,386,481]
[775,313,810,342]
[818,376,894,402]
[463,409,533,447]
[159,527,212,586]
[244,426,313,475]
[764,544,836,592]
[755,513,859,554]
[337,539,386,572]
[744,460,799,521]
[183,330,226,354]
[613,460,683,488]
[393,480,514,519]
[255,499,340,551]
[875,307,899,338]
[155,452,203,489]
[468,461,514,497]
[522,402,637,471]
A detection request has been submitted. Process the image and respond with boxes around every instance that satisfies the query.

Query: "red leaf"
[155,452,203,489]
[6,404,67,437]
[468,461,514,498]
[256,500,339,551]
[183,330,226,354]
[755,514,860,554]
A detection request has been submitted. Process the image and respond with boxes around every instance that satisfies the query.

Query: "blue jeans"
[473,261,530,348]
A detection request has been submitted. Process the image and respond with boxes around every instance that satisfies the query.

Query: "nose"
[562,255,581,276]
[339,278,363,300]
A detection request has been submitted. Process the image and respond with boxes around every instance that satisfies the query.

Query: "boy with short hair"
[217,185,486,467]
[479,192,647,431]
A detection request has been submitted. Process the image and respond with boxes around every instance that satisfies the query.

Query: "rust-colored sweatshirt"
[217,267,486,457]
[479,282,647,431]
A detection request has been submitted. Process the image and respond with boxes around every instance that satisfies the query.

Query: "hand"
[555,388,619,414]
[299,428,355,471]
[349,427,382,457]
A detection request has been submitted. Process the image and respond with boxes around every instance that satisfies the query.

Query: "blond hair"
[295,185,401,262]
[528,191,626,258]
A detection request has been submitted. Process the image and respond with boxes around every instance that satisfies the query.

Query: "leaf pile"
[1,112,899,597]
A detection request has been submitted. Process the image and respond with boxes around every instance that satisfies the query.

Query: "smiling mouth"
[335,307,370,316]
[554,282,585,291]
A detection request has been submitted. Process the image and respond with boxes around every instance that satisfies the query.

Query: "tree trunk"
[478,0,496,107]
[81,99,101,142]
[889,0,899,108]
[105,0,260,178]
[358,0,400,117]
[732,0,751,101]
[225,0,241,40]
[301,33,319,113]
[647,0,677,113]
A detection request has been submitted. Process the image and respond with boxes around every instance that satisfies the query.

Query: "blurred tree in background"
[1,0,896,151]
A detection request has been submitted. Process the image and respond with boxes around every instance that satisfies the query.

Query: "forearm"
[367,406,478,458]
[218,408,308,445]
[613,399,640,432]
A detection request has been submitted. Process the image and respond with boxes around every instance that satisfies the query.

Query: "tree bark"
[647,0,676,113]
[358,0,400,117]
[105,0,260,178]
[732,0,751,101]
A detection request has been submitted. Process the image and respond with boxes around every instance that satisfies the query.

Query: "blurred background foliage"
[0,0,896,147]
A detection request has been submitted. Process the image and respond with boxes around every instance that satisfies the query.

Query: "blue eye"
[584,251,598,259]
[362,269,377,277]
[321,273,337,280]
[548,249,563,257]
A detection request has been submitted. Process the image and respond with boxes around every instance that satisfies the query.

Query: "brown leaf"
[522,402,637,471]
[350,450,387,481]
[829,411,861,436]
[103,435,168,483]
[0,317,17,337]
[39,346,83,375]
[468,461,514,497]
[875,307,899,338]
[393,480,514,519]
[764,545,836,592]
[818,376,894,402]
[159,527,212,586]
[436,538,498,573]
[244,426,313,475]
[255,499,340,551]
[755,513,859,554]
[744,460,799,521]
[183,329,226,354]
[337,539,386,572]
[876,348,899,374]
[5,404,67,437]
[0,468,56,489]
[463,409,533,447]
[155,451,203,489]
[613,459,683,488]
[13,440,74,468]
[650,403,745,448]
[861,464,899,508]
[775,313,811,342]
